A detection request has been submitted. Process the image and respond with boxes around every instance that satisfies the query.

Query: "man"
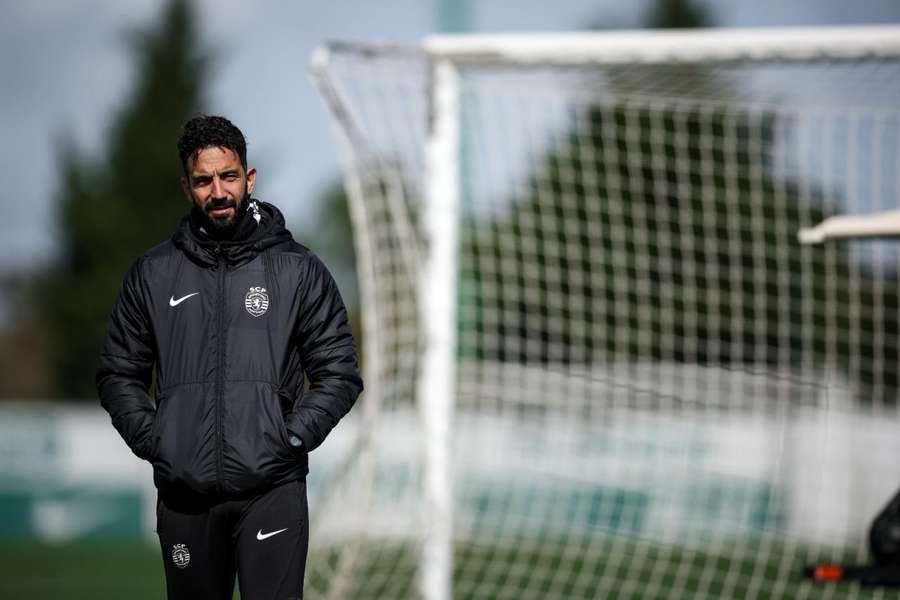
[97,115,363,599]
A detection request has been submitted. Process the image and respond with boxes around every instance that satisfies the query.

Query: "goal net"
[309,27,900,599]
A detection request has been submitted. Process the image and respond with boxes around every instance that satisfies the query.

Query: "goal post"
[419,57,460,600]
[310,26,900,600]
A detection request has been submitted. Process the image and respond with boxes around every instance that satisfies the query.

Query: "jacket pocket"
[151,383,219,498]
[275,386,306,460]
[221,382,302,494]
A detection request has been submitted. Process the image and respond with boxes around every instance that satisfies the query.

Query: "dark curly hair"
[177,115,248,175]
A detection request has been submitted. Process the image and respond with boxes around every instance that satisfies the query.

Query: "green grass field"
[0,542,165,599]
[0,540,894,599]
[304,539,896,600]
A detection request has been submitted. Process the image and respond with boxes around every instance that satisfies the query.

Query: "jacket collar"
[171,199,293,266]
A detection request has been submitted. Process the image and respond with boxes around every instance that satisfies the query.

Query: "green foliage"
[643,0,714,29]
[35,0,208,398]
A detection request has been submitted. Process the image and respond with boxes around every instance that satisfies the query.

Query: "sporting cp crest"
[245,286,270,317]
[172,543,191,569]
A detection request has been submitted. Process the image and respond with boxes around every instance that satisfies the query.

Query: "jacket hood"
[172,199,293,266]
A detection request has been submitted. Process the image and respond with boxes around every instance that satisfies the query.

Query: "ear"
[180,176,192,203]
[246,166,257,195]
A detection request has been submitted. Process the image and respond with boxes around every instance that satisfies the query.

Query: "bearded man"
[97,115,362,599]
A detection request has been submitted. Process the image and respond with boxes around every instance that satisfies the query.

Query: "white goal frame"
[311,25,900,600]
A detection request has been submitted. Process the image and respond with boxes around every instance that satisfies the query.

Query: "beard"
[200,190,250,238]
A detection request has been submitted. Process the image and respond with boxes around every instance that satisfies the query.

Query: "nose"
[211,176,226,198]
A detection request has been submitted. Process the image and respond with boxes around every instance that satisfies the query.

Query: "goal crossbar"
[314,26,900,67]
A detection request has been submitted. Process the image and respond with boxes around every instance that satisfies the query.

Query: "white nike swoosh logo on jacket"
[169,292,199,307]
[256,527,288,541]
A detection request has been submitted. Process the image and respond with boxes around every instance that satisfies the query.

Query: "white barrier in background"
[2,387,899,551]
[0,402,361,544]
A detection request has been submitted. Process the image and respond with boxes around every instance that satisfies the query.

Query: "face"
[181,146,256,230]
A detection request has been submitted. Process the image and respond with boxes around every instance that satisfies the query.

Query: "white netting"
[310,33,900,599]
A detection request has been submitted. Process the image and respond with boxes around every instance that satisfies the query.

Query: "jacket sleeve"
[96,258,157,461]
[285,255,363,452]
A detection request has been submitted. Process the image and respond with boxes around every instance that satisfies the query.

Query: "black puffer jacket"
[97,201,362,501]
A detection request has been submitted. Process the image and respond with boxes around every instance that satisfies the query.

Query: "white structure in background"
[2,371,895,550]
[0,403,361,545]
[313,25,900,600]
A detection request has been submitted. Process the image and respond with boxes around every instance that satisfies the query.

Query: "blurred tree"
[459,0,900,403]
[643,0,713,28]
[32,0,208,399]
[0,272,53,398]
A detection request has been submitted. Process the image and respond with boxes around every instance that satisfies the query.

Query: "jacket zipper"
[215,245,225,493]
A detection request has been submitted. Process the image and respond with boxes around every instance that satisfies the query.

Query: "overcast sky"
[2,0,899,274]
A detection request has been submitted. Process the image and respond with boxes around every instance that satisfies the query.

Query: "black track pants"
[156,480,309,600]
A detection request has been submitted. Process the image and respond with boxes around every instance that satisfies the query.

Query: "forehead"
[187,146,243,174]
